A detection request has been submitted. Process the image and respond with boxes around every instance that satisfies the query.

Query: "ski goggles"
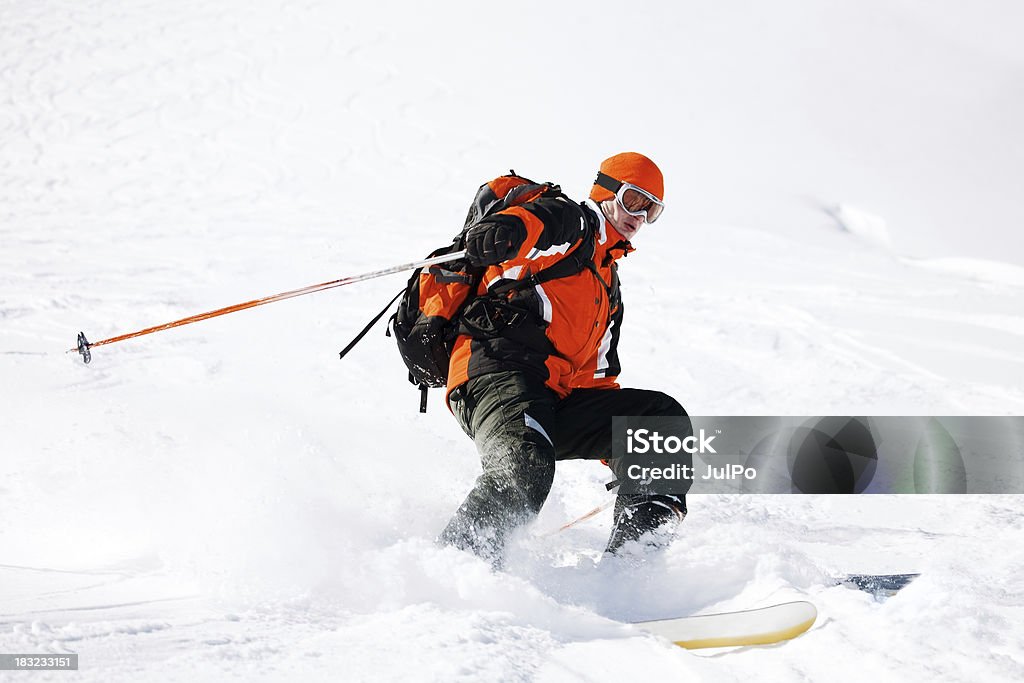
[594,172,665,223]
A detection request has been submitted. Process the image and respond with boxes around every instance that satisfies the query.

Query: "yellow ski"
[634,600,817,650]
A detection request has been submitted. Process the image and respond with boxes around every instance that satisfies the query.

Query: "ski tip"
[673,615,816,650]
[637,600,817,650]
[677,601,817,650]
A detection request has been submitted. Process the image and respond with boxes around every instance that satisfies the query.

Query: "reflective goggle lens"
[619,186,664,223]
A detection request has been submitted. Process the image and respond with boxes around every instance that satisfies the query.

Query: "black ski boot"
[604,493,687,554]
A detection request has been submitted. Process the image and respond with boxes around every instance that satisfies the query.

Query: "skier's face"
[601,198,646,242]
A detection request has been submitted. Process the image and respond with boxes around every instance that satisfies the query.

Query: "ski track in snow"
[2,1,1024,681]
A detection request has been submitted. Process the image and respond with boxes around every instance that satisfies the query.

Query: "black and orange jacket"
[447,195,634,402]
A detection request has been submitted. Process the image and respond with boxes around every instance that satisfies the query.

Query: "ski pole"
[540,499,615,537]
[539,477,621,536]
[68,249,468,363]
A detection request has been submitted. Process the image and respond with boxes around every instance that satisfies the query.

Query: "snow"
[2,1,1024,681]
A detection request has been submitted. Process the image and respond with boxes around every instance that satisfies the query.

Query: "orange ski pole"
[69,250,467,363]
[540,500,615,537]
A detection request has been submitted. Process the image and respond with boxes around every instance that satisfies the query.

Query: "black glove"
[464,220,524,266]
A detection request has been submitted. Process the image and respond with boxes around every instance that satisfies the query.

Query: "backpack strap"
[338,287,405,360]
[488,251,591,297]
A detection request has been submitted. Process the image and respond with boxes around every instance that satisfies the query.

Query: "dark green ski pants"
[438,370,690,563]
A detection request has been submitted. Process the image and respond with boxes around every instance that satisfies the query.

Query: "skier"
[438,152,691,564]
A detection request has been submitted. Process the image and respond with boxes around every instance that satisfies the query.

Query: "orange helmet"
[589,152,664,203]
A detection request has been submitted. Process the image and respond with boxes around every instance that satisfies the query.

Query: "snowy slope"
[2,1,1024,681]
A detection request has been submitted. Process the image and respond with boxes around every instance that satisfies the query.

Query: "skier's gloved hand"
[464,219,526,267]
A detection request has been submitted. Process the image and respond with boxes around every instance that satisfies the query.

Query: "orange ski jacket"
[447,196,633,403]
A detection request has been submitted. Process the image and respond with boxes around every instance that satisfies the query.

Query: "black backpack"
[339,172,595,411]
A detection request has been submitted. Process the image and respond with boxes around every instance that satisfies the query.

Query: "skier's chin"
[615,224,639,242]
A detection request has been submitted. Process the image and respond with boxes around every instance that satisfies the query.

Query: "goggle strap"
[594,172,622,194]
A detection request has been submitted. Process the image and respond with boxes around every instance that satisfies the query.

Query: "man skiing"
[439,152,690,564]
